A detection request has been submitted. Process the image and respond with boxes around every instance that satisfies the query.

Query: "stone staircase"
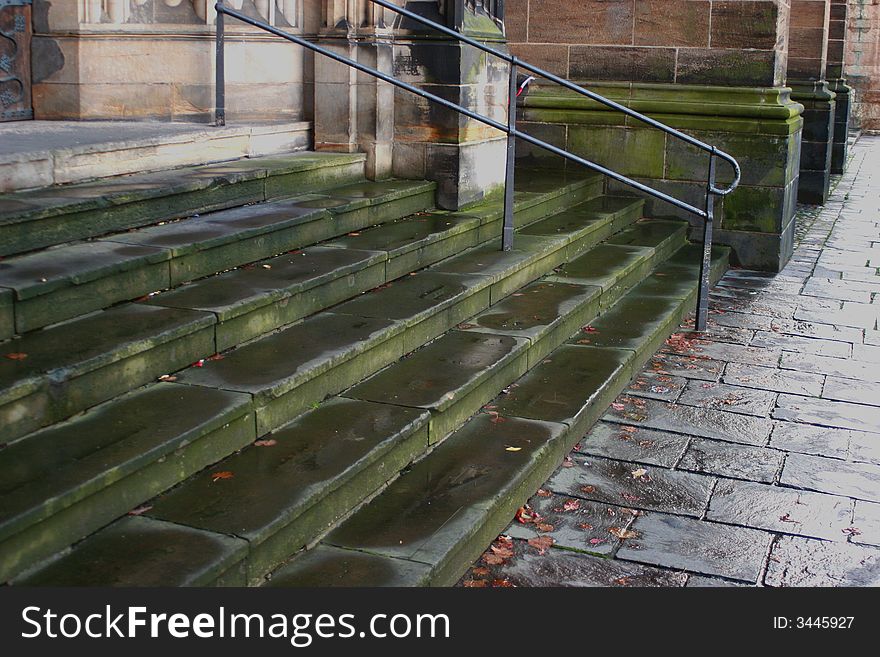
[0,150,728,586]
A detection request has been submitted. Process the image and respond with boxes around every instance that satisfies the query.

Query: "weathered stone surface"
[853,501,880,548]
[605,219,687,254]
[823,376,880,406]
[678,438,783,482]
[769,421,860,461]
[605,397,773,446]
[676,340,781,367]
[677,380,776,417]
[781,452,880,503]
[16,516,248,587]
[626,370,687,402]
[723,362,824,396]
[505,494,637,557]
[570,293,686,353]
[467,538,687,587]
[617,512,773,582]
[547,455,714,518]
[765,536,880,587]
[686,575,752,587]
[750,330,853,358]
[647,352,724,381]
[325,414,565,577]
[708,479,854,541]
[266,546,431,587]
[549,244,654,307]
[773,394,880,434]
[577,421,690,467]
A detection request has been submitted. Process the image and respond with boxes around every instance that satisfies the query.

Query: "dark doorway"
[0,0,33,122]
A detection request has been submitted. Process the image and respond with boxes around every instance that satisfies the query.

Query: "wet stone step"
[493,344,634,440]
[458,280,601,367]
[147,246,387,351]
[432,235,567,304]
[147,398,429,584]
[176,312,404,435]
[605,219,688,262]
[346,330,528,444]
[0,290,11,341]
[604,397,774,446]
[549,244,655,310]
[0,241,171,333]
[505,493,637,557]
[0,152,367,257]
[325,213,481,280]
[615,512,773,582]
[0,303,216,442]
[16,516,249,587]
[634,244,730,299]
[0,383,254,583]
[331,271,490,353]
[465,538,687,587]
[546,455,715,518]
[323,413,566,585]
[706,478,854,541]
[266,545,432,588]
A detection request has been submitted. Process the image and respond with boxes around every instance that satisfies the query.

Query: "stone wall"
[847,0,880,130]
[509,0,803,271]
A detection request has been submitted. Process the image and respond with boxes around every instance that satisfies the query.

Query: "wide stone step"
[0,179,435,334]
[0,152,366,257]
[0,304,216,443]
[264,245,729,586]
[0,384,254,583]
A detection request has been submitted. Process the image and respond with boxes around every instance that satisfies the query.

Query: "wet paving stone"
[773,393,880,434]
[709,294,797,320]
[685,575,752,587]
[768,421,852,461]
[707,479,854,541]
[605,397,773,446]
[781,352,880,383]
[678,438,783,483]
[802,279,873,303]
[750,331,853,358]
[466,538,687,587]
[764,536,880,586]
[647,352,724,381]
[677,380,777,417]
[576,421,690,467]
[616,513,773,582]
[853,342,880,363]
[823,376,880,406]
[781,452,880,503]
[852,501,880,548]
[505,494,637,556]
[670,340,782,368]
[697,323,755,346]
[722,362,824,397]
[848,431,880,466]
[266,546,431,587]
[546,455,714,518]
[626,370,687,402]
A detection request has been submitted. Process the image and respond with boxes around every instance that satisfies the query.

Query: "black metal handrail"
[214,0,739,331]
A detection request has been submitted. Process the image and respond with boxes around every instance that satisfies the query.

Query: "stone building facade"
[7,1,880,271]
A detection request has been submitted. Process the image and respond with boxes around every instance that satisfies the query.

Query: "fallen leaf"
[463,579,487,587]
[492,579,515,588]
[611,403,626,411]
[631,468,648,479]
[842,527,862,537]
[621,492,642,503]
[4,352,27,360]
[483,553,505,566]
[621,426,638,434]
[254,439,278,447]
[580,485,596,494]
[527,535,554,554]
[158,374,178,382]
[127,504,153,516]
[589,538,606,545]
[515,505,538,524]
[505,446,522,452]
[561,457,575,468]
[472,567,491,576]
[581,325,599,333]
[562,499,581,512]
[536,523,555,533]
[608,527,638,539]
[211,471,234,482]
[536,489,552,498]
[579,522,594,531]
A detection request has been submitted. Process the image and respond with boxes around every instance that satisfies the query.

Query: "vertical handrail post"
[695,150,717,332]
[215,1,226,127]
[502,57,518,251]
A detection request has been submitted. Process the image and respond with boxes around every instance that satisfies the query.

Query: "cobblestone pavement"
[460,137,880,587]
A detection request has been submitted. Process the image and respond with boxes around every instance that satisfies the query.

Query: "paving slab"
[852,501,880,548]
[707,479,854,541]
[764,536,880,587]
[768,421,853,461]
[576,421,690,467]
[773,393,880,434]
[646,352,724,381]
[616,512,773,582]
[780,351,880,383]
[625,370,687,402]
[678,438,783,483]
[750,331,853,358]
[546,455,714,518]
[781,452,880,503]
[677,380,777,417]
[823,376,880,406]
[722,362,824,396]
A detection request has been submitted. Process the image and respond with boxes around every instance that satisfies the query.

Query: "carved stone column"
[313,0,395,179]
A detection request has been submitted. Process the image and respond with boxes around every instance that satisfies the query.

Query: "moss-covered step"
[104,180,435,287]
[308,413,567,587]
[0,304,215,443]
[0,242,171,334]
[330,271,492,353]
[493,345,636,444]
[266,545,432,587]
[520,196,644,260]
[15,516,249,587]
[605,219,689,264]
[0,384,254,583]
[146,246,387,351]
[175,312,405,435]
[431,235,568,304]
[0,289,13,342]
[457,280,602,368]
[345,330,530,444]
[548,243,657,310]
[0,152,366,257]
[145,398,430,585]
